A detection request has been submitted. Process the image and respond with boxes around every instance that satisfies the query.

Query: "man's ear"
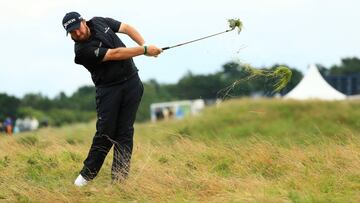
[80,20,87,27]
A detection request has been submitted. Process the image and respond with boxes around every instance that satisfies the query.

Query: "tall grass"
[0,99,359,202]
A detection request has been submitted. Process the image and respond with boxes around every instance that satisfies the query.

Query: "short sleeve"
[104,17,122,32]
[75,45,108,65]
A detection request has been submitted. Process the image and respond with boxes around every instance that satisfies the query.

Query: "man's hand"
[145,45,162,57]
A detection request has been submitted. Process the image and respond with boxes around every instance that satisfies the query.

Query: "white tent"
[284,64,347,100]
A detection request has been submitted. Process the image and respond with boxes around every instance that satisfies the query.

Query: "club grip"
[162,47,170,51]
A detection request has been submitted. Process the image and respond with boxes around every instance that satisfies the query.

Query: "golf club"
[162,19,242,51]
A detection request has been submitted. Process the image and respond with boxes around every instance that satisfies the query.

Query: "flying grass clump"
[243,65,292,92]
[219,64,292,98]
[228,18,243,34]
[217,19,291,97]
[272,66,292,92]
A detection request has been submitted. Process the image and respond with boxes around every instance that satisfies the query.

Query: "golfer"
[62,12,162,186]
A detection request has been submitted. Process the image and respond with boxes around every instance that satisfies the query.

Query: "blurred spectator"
[40,118,49,128]
[155,108,164,120]
[14,117,39,133]
[4,117,13,135]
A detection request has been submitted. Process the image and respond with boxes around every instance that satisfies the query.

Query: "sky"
[1,0,359,98]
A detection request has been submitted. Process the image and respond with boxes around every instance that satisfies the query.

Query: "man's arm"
[119,23,145,46]
[103,45,162,62]
[102,47,144,61]
[102,21,162,62]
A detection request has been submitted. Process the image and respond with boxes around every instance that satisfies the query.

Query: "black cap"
[62,12,83,35]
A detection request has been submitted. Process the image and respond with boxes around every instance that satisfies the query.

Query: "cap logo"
[63,18,76,29]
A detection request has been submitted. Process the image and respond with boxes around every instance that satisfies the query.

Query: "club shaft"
[162,29,233,51]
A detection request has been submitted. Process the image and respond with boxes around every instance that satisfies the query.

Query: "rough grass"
[0,99,359,202]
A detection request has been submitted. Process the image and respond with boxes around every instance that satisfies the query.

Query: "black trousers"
[80,74,143,181]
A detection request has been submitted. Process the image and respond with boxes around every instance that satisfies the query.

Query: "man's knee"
[116,127,134,142]
[118,126,134,136]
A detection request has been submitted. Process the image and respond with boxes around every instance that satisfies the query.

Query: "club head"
[228,19,243,34]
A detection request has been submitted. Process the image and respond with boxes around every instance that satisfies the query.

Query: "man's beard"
[71,26,91,42]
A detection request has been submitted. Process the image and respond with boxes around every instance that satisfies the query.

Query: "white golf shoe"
[74,174,88,187]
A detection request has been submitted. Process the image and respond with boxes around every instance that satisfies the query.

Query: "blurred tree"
[0,93,20,120]
[70,86,96,111]
[17,107,47,121]
[176,71,226,99]
[53,92,73,109]
[21,93,52,111]
[316,63,329,77]
[330,57,360,75]
[222,61,242,78]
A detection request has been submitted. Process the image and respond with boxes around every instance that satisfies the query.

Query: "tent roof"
[284,64,346,100]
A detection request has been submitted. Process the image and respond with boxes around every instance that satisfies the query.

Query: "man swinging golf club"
[62,11,162,186]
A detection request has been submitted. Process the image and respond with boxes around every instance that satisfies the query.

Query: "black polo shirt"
[74,17,138,87]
